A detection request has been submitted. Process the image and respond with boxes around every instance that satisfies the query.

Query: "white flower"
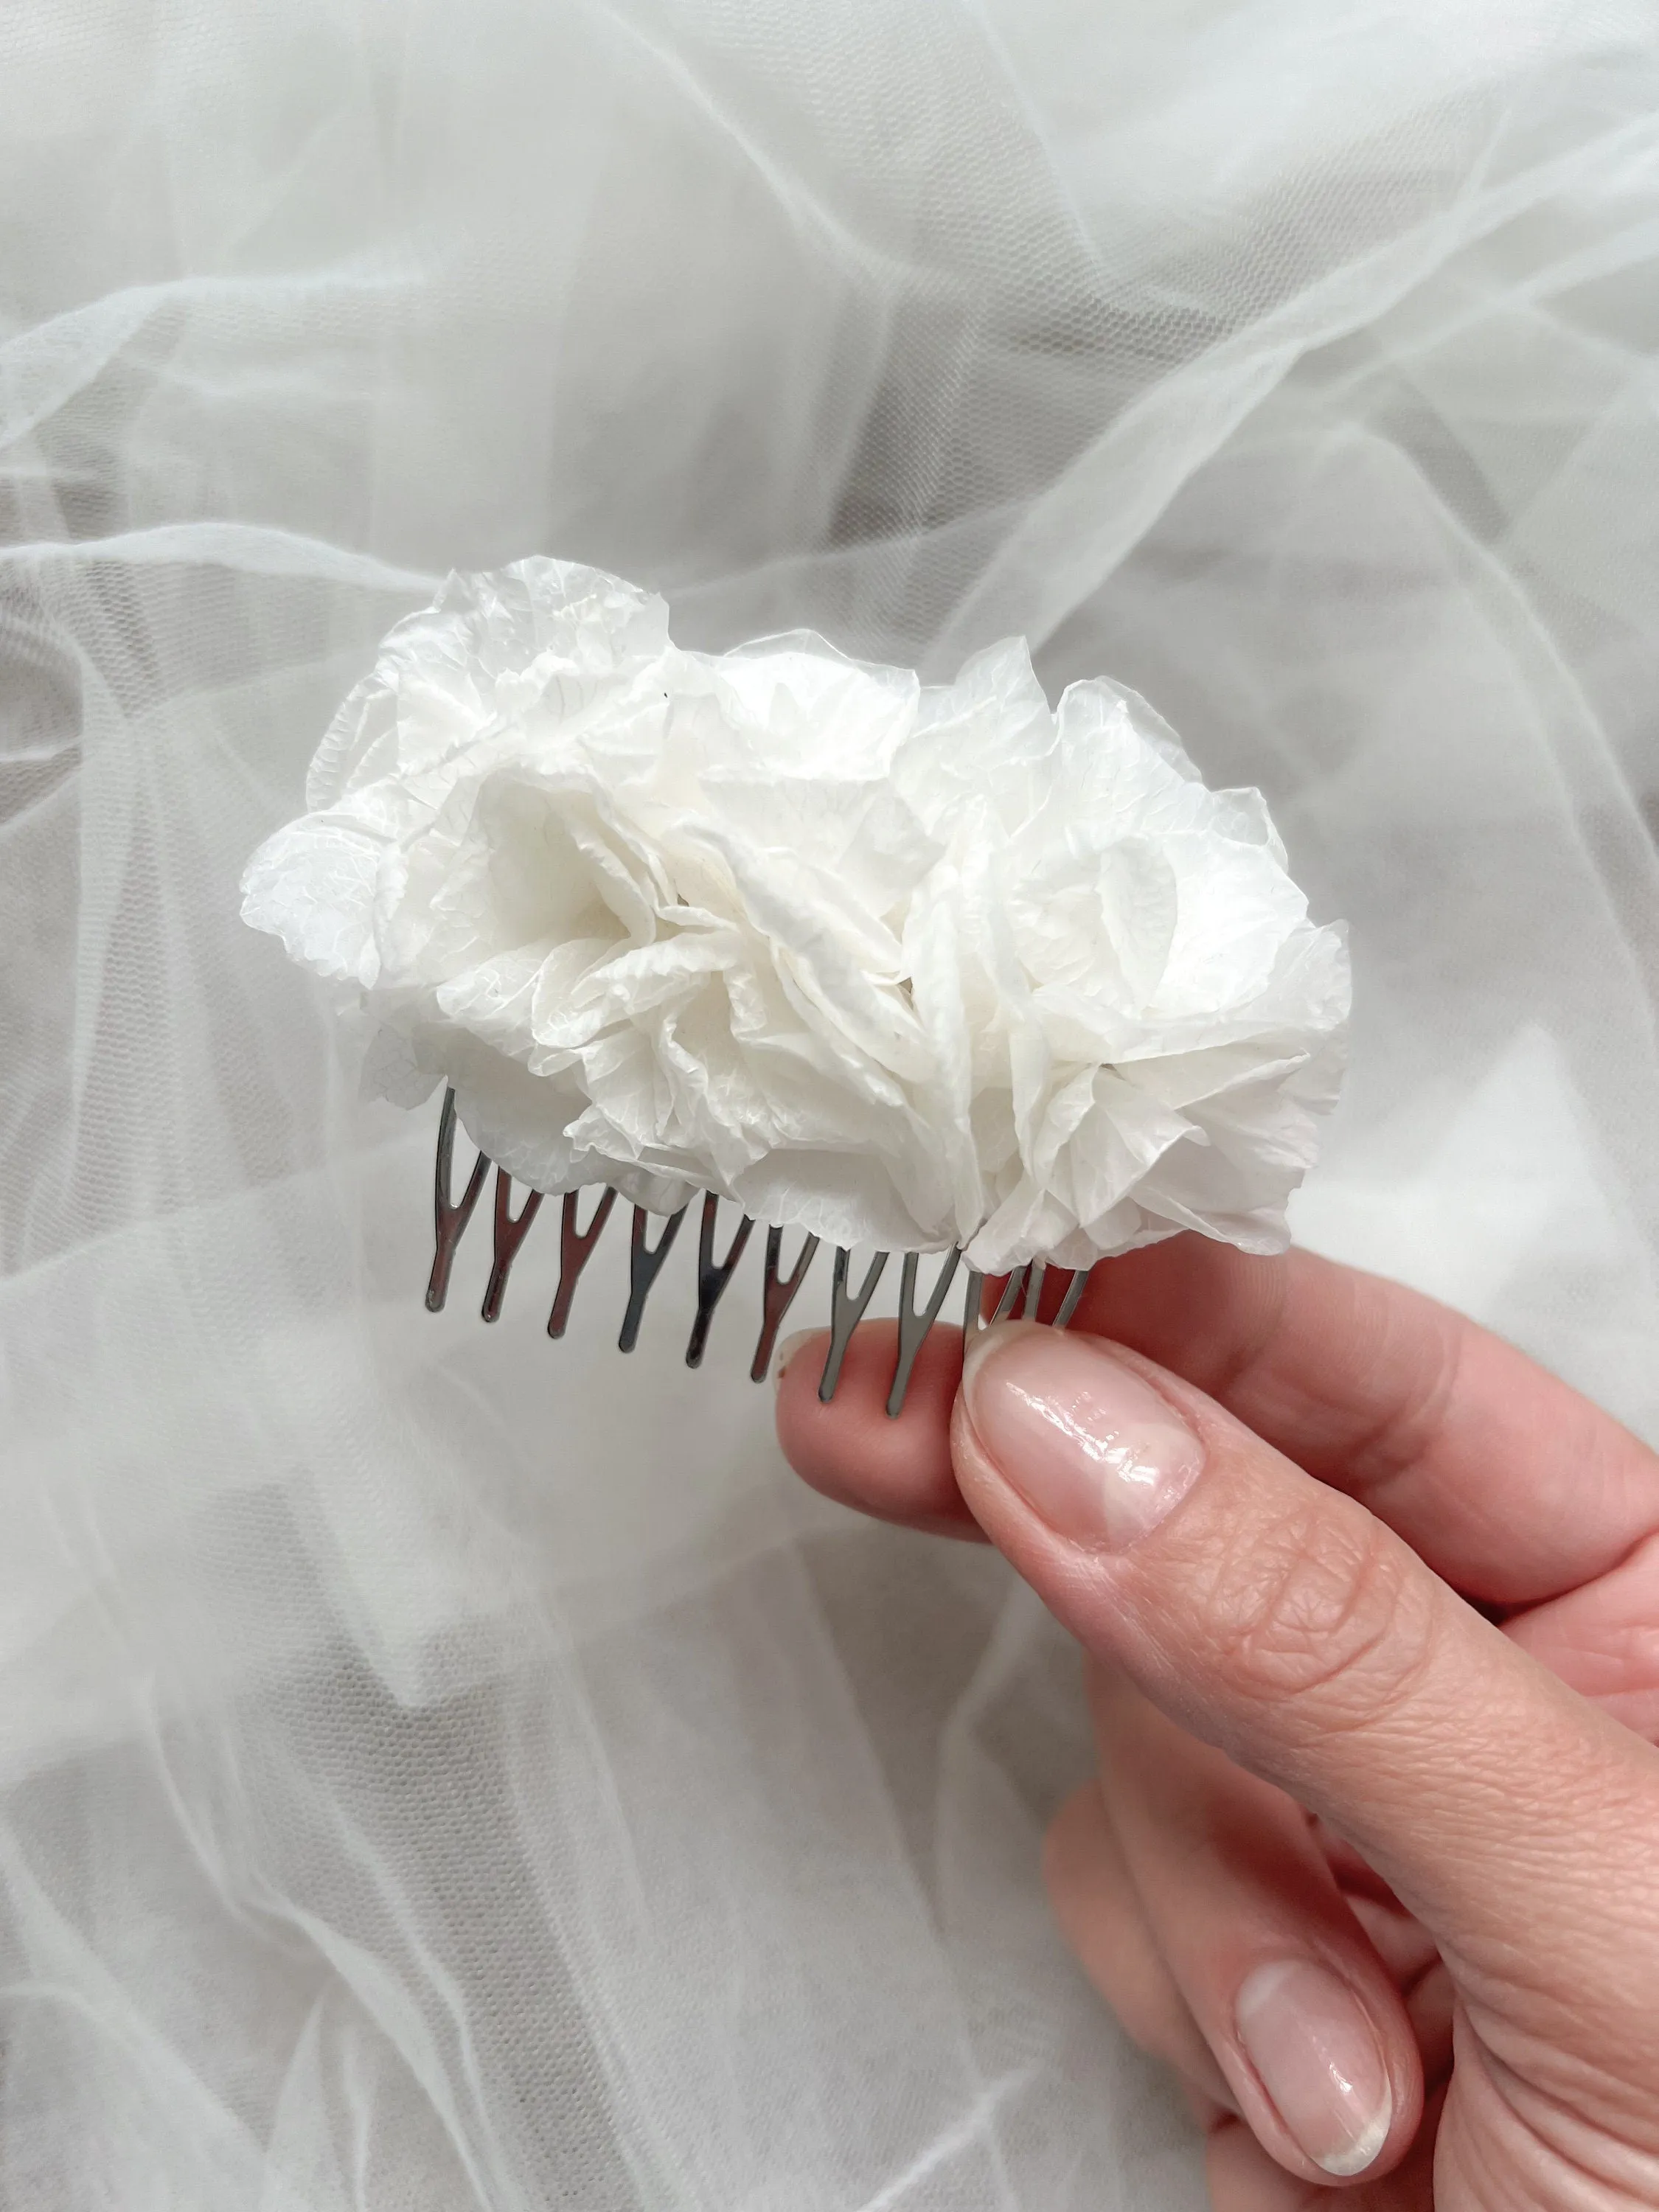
[241,558,1349,1271]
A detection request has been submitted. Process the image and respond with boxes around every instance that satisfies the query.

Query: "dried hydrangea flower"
[242,558,1349,1273]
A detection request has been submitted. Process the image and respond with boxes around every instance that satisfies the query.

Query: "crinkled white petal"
[240,557,1351,1270]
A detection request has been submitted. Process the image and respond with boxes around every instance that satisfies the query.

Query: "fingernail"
[959,1323,1202,1548]
[1235,1960,1393,2177]
[773,1329,824,1391]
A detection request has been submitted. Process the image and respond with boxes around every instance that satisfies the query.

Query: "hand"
[775,1237,1659,2207]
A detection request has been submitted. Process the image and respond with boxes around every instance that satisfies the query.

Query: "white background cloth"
[2,3,1657,2207]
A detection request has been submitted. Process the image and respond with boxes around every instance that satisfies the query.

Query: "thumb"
[955,1321,1659,2012]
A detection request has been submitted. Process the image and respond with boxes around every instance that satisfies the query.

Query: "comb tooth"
[547,1187,617,1339]
[1020,1259,1048,1319]
[886,1248,961,1417]
[426,1088,490,1312]
[618,1204,688,1353]
[750,1226,820,1382]
[480,1171,543,1323]
[685,1195,754,1368]
[990,1265,1028,1324]
[1053,1267,1091,1330]
[962,1268,986,1335]
[817,1248,888,1404]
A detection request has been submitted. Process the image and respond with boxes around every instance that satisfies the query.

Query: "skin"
[774,1236,1659,2208]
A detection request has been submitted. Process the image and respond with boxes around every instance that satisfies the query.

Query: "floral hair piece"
[241,559,1349,1409]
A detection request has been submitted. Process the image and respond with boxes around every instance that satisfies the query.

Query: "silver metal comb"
[423,1089,1093,1412]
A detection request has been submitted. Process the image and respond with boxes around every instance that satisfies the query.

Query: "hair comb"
[422,1085,1093,1411]
[241,557,1350,1411]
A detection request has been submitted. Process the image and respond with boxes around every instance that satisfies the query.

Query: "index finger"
[1069,1236,1659,1604]
[776,1236,1659,1605]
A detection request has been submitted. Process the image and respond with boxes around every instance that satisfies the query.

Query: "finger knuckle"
[1198,1500,1435,1735]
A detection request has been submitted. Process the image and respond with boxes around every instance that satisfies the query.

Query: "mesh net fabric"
[3,1,1658,2205]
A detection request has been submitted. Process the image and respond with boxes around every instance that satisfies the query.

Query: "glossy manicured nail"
[1236,1959,1394,2177]
[960,1323,1202,1548]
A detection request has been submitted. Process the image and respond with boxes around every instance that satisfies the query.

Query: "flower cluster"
[242,559,1349,1270]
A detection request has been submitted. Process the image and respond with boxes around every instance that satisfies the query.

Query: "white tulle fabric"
[3,3,1658,2208]
[242,559,1349,1268]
